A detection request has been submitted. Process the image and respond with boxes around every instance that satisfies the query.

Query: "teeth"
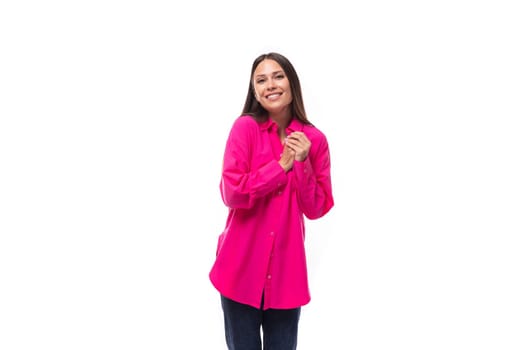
[267,93,280,99]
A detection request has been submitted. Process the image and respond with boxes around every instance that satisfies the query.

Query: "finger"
[282,144,296,155]
[288,131,303,140]
[290,132,308,144]
[287,143,303,154]
[285,139,301,150]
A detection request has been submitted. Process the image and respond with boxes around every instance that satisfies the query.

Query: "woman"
[209,52,334,350]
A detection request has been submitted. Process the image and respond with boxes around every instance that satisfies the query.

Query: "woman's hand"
[279,143,295,172]
[285,131,311,162]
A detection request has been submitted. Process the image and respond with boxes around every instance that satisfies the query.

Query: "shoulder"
[227,115,260,140]
[231,115,259,130]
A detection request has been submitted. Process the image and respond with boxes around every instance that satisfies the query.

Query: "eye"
[256,78,266,84]
[275,74,285,79]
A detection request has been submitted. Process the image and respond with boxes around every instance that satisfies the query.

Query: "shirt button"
[270,231,274,236]
[277,191,282,195]
[267,275,272,279]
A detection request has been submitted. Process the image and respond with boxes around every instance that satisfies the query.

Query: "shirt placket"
[262,126,287,308]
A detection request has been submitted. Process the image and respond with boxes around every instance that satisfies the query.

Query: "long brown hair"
[241,52,311,125]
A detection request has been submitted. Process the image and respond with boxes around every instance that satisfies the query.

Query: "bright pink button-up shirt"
[209,115,334,310]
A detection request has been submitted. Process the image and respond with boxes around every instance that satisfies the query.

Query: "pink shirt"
[209,115,334,310]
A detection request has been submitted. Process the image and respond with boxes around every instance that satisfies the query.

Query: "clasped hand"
[279,131,311,171]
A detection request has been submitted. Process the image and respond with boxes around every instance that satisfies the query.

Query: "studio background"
[1,1,524,349]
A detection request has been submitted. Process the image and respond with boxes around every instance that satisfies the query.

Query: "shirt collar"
[259,117,304,132]
[286,118,304,133]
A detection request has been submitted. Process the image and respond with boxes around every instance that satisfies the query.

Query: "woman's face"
[253,59,292,115]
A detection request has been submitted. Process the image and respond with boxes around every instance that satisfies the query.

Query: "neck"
[269,110,292,130]
[270,113,292,144]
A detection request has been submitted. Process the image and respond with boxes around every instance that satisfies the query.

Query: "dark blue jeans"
[220,295,301,350]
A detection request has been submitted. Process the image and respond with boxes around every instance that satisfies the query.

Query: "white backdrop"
[1,1,524,349]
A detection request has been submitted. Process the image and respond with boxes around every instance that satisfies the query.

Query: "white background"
[1,1,524,349]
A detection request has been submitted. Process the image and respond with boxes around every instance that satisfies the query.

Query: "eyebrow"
[254,70,285,79]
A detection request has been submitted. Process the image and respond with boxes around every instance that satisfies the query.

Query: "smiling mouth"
[266,93,282,100]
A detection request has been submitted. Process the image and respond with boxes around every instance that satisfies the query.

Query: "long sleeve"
[293,130,334,219]
[220,117,288,209]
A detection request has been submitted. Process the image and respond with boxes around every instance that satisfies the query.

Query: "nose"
[266,78,276,90]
